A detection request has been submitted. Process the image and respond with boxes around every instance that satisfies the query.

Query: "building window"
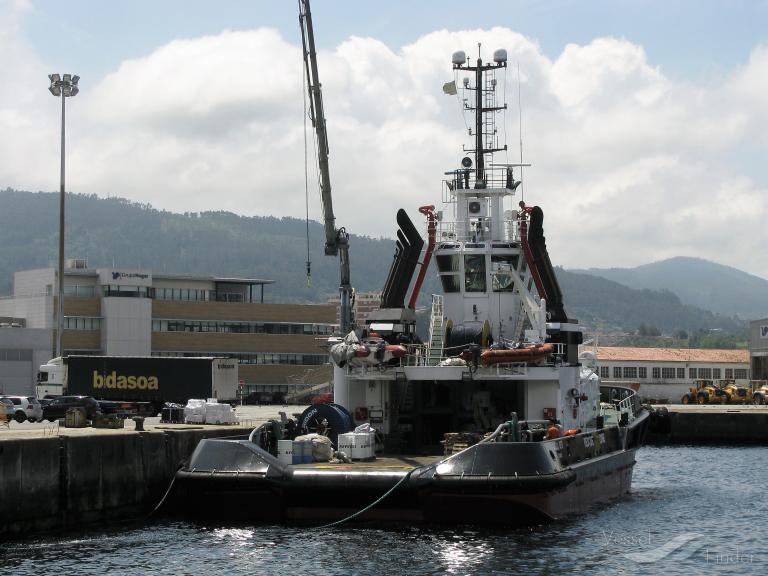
[661,367,675,379]
[735,369,749,379]
[623,367,637,379]
[699,368,712,379]
[64,285,96,297]
[652,367,660,379]
[155,288,211,301]
[713,368,721,379]
[638,367,647,379]
[151,351,329,366]
[725,368,733,379]
[63,316,102,330]
[0,349,33,361]
[689,368,697,378]
[600,366,609,378]
[102,285,153,298]
[152,318,337,336]
[613,367,622,378]
[677,368,685,379]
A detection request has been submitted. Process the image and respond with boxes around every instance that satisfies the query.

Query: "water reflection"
[2,447,767,575]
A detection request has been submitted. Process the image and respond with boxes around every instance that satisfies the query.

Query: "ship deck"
[289,454,442,472]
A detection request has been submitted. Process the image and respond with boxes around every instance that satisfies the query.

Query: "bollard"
[132,416,145,432]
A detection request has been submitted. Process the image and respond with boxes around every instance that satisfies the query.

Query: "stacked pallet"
[441,432,480,456]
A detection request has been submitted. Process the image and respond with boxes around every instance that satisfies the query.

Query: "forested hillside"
[0,188,438,304]
[574,256,768,319]
[0,189,747,339]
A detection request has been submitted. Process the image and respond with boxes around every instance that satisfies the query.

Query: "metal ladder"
[427,294,445,365]
[512,293,527,343]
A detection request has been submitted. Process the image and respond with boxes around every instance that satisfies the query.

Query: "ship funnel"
[493,49,507,63]
[452,51,467,66]
[379,209,424,309]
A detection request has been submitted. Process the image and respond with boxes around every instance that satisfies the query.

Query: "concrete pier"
[647,404,768,444]
[0,405,304,537]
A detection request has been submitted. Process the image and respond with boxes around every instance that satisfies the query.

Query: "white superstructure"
[330,47,599,446]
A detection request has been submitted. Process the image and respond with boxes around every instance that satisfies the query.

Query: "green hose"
[317,468,416,529]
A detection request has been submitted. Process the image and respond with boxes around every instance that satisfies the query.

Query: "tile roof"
[593,346,748,364]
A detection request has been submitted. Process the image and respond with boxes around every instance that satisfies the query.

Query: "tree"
[638,323,661,337]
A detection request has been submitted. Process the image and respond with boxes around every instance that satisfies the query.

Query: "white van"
[0,396,44,423]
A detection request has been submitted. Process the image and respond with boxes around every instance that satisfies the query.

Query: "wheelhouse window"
[435,254,460,273]
[439,276,461,293]
[491,254,519,292]
[436,254,462,293]
[464,254,486,292]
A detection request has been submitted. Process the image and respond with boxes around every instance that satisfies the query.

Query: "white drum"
[277,439,293,466]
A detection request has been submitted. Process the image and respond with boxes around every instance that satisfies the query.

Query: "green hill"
[0,188,441,305]
[573,257,768,319]
[0,189,748,339]
[555,267,745,337]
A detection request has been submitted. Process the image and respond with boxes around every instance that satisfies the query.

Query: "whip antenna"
[517,62,524,202]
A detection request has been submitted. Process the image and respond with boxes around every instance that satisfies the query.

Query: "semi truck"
[37,356,239,410]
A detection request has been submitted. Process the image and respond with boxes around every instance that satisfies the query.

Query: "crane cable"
[302,32,312,287]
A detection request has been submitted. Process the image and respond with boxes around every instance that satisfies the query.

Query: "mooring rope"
[316,468,416,529]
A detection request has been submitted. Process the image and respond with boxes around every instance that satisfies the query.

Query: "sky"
[2,0,768,277]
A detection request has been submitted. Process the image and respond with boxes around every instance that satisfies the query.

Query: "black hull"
[165,411,648,526]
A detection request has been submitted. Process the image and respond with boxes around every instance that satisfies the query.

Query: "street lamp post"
[48,73,79,359]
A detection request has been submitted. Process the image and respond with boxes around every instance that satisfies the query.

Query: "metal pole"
[57,92,66,359]
[475,57,484,182]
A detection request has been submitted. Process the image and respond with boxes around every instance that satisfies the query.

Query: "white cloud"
[1,11,768,277]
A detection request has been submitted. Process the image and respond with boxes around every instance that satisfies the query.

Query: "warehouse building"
[593,346,750,402]
[328,290,383,327]
[749,319,768,381]
[0,261,335,397]
[0,320,51,397]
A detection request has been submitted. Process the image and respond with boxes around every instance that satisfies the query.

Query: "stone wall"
[0,428,243,536]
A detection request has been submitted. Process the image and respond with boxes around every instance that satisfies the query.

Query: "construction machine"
[751,380,768,405]
[299,0,353,334]
[680,380,728,405]
[718,380,753,404]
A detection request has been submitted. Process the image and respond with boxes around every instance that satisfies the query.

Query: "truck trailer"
[37,356,239,410]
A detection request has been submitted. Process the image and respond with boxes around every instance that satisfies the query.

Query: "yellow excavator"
[681,380,728,405]
[719,380,753,404]
[751,381,768,405]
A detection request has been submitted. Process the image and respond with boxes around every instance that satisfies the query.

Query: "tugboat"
[167,2,649,526]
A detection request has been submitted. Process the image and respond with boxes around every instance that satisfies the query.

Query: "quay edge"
[0,427,245,537]
[646,405,768,444]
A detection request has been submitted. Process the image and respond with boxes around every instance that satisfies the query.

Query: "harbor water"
[2,445,766,575]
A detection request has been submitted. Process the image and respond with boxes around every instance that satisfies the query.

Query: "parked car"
[42,396,100,421]
[1,398,14,422]
[1,396,44,423]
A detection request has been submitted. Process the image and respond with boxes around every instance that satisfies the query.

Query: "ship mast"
[453,46,507,186]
